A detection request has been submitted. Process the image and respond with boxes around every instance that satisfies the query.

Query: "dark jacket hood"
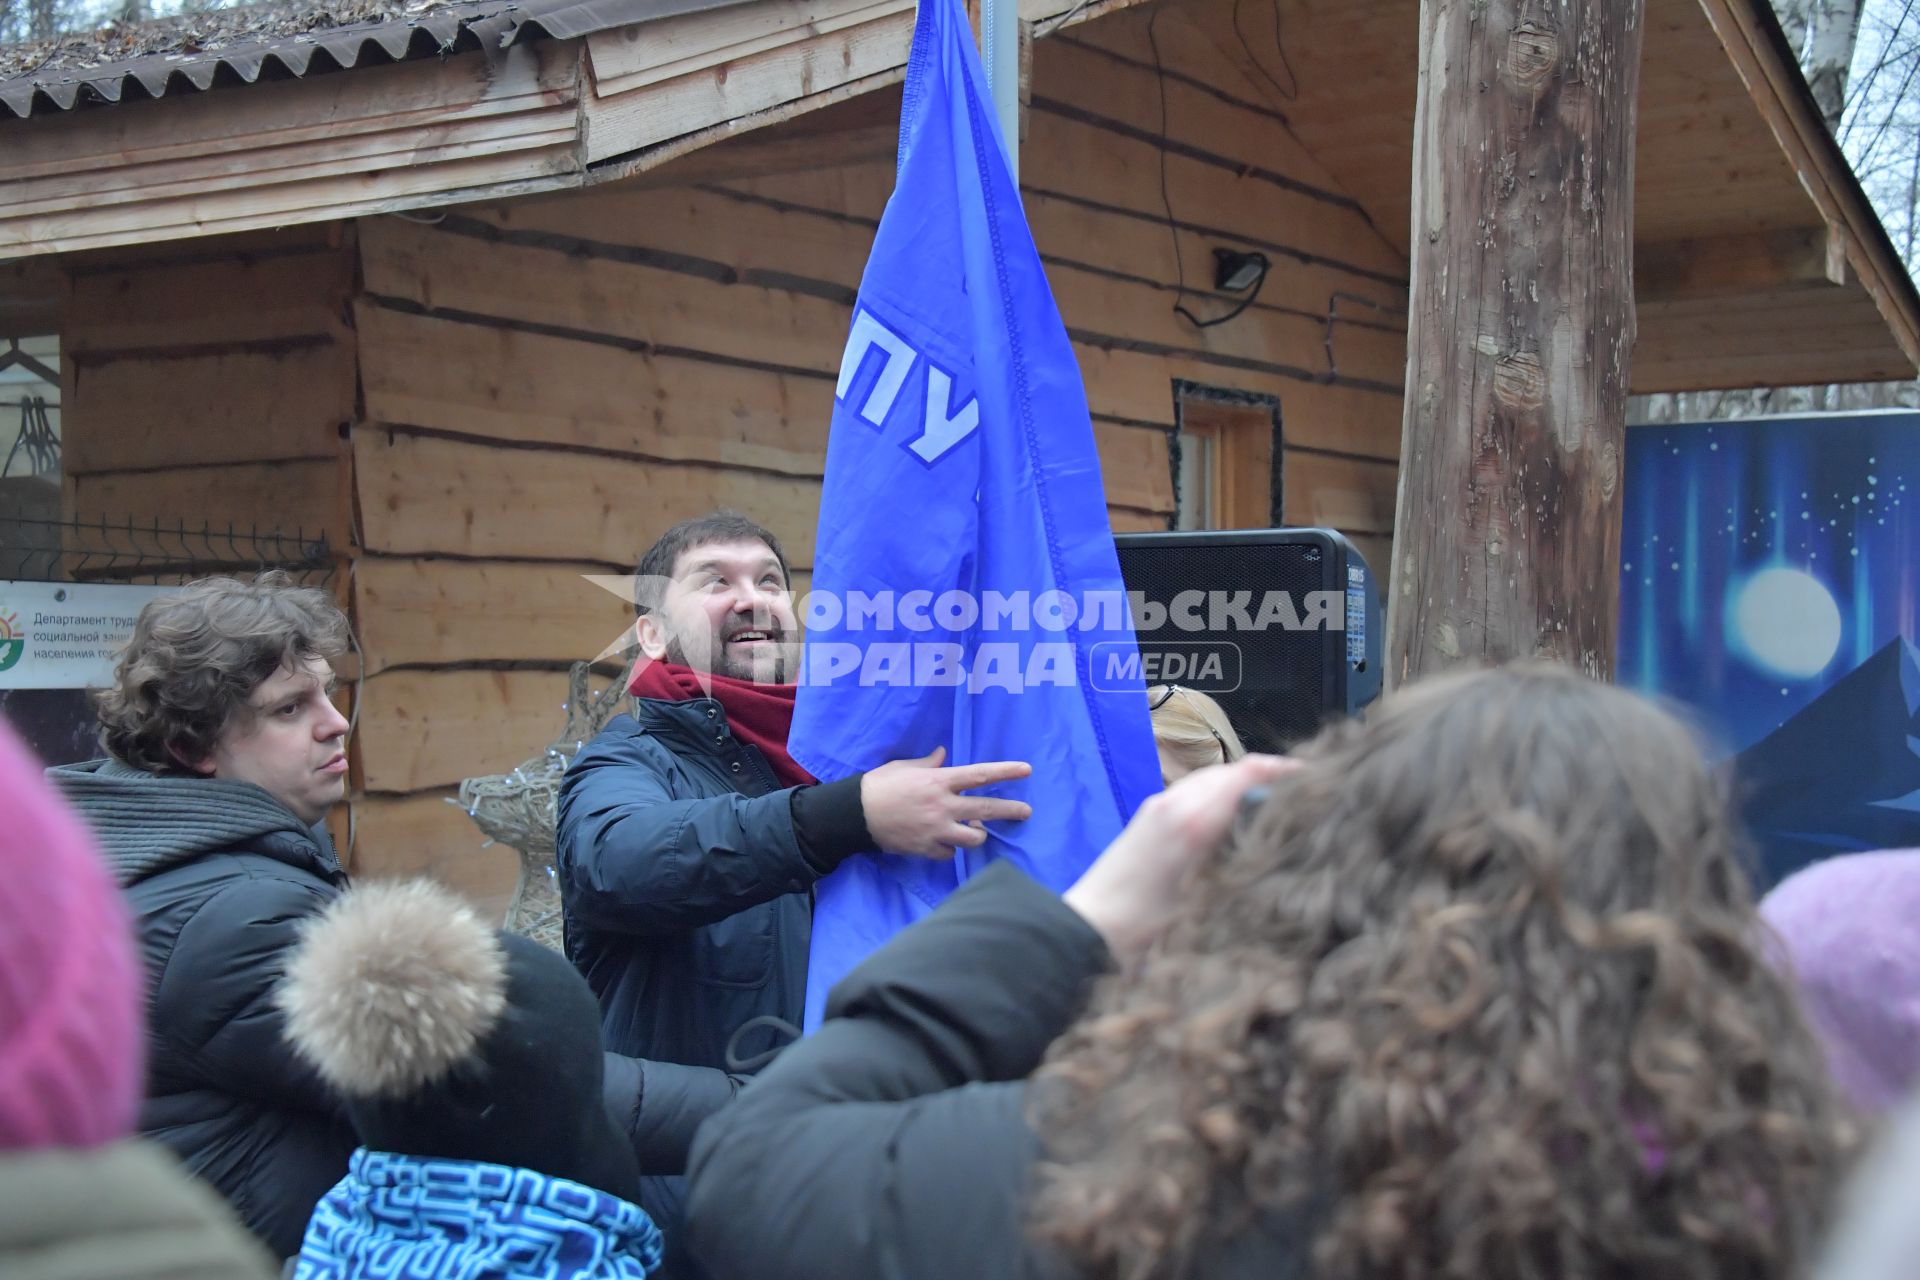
[47,757,339,888]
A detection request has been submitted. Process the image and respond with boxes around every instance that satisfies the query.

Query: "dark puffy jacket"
[52,759,744,1263]
[555,697,868,1067]
[557,696,871,1280]
[49,760,355,1261]
[684,863,1302,1280]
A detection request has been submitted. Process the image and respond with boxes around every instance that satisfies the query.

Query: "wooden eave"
[0,0,1914,397]
[0,0,1122,263]
[1253,0,1920,392]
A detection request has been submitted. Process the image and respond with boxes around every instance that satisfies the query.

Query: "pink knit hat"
[1760,849,1920,1115]
[0,721,145,1148]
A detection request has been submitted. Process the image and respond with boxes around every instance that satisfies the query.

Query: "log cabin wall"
[51,223,381,882]
[46,225,437,900]
[1020,9,1408,569]
[343,5,1407,907]
[60,225,357,547]
[40,5,1408,914]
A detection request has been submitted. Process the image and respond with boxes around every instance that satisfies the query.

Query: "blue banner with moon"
[1619,409,1920,888]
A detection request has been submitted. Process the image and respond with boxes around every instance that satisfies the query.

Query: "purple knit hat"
[0,721,145,1148]
[1760,849,1920,1115]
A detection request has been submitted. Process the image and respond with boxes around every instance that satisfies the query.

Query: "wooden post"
[1387,0,1645,684]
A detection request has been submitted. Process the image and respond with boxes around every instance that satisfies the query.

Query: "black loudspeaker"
[1113,529,1384,753]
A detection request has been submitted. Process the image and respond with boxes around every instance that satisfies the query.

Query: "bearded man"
[558,511,1032,1071]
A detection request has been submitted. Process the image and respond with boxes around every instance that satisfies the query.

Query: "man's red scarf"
[628,660,817,788]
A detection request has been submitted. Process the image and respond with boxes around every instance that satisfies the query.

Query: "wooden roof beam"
[0,257,66,335]
[1635,224,1841,304]
[588,81,901,189]
[1693,0,1920,373]
[1631,343,1920,392]
[578,0,1143,173]
[0,42,585,262]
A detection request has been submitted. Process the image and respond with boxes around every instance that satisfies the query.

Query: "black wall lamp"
[1176,248,1272,329]
[1213,248,1270,293]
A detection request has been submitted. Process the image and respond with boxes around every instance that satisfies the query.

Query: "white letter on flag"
[837,310,918,428]
[909,365,980,462]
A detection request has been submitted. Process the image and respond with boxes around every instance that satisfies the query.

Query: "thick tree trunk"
[1804,0,1862,129]
[1775,0,1811,63]
[1387,0,1645,685]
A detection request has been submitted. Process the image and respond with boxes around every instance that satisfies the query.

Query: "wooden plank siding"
[47,227,444,895]
[343,11,1405,906]
[0,43,583,259]
[59,228,359,555]
[50,5,1405,913]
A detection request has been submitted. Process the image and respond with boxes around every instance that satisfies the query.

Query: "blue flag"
[790,0,1163,1028]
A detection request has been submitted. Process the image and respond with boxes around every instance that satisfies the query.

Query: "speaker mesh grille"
[1117,539,1338,753]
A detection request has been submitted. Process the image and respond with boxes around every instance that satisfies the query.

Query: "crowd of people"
[1,507,1916,1280]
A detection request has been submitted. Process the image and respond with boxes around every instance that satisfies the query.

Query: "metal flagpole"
[982,0,1020,179]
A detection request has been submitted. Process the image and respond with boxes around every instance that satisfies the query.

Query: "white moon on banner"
[1727,567,1843,679]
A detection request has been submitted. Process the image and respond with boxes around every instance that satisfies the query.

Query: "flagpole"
[982,0,1020,179]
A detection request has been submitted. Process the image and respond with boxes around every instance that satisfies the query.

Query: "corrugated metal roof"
[0,0,748,119]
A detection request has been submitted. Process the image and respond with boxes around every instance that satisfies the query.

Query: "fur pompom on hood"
[278,880,507,1099]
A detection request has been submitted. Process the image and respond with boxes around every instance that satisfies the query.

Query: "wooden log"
[354,301,834,477]
[478,182,880,295]
[1109,506,1170,533]
[1347,532,1394,585]
[1386,0,1644,683]
[353,666,586,793]
[467,177,1411,422]
[64,246,354,353]
[57,222,341,274]
[1635,226,1840,304]
[487,177,1407,375]
[346,790,519,921]
[526,61,1413,314]
[65,459,351,546]
[352,429,826,566]
[1021,186,1408,327]
[353,556,641,674]
[720,159,896,216]
[1282,449,1398,537]
[1046,257,1408,390]
[64,343,354,473]
[1035,24,1371,228]
[353,302,1172,514]
[718,147,1403,308]
[1630,346,1919,394]
[1020,101,1408,281]
[1073,338,1405,462]
[359,214,847,381]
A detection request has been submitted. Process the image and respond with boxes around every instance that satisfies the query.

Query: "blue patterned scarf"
[295,1150,664,1279]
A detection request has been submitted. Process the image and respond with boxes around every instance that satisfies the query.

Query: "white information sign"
[0,581,177,690]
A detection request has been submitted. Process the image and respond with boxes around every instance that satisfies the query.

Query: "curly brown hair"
[1030,664,1852,1280]
[95,571,349,774]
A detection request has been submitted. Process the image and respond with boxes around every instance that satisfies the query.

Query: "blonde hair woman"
[1148,684,1247,783]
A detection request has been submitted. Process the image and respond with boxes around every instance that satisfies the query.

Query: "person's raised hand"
[860,746,1033,859]
[1064,754,1297,957]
